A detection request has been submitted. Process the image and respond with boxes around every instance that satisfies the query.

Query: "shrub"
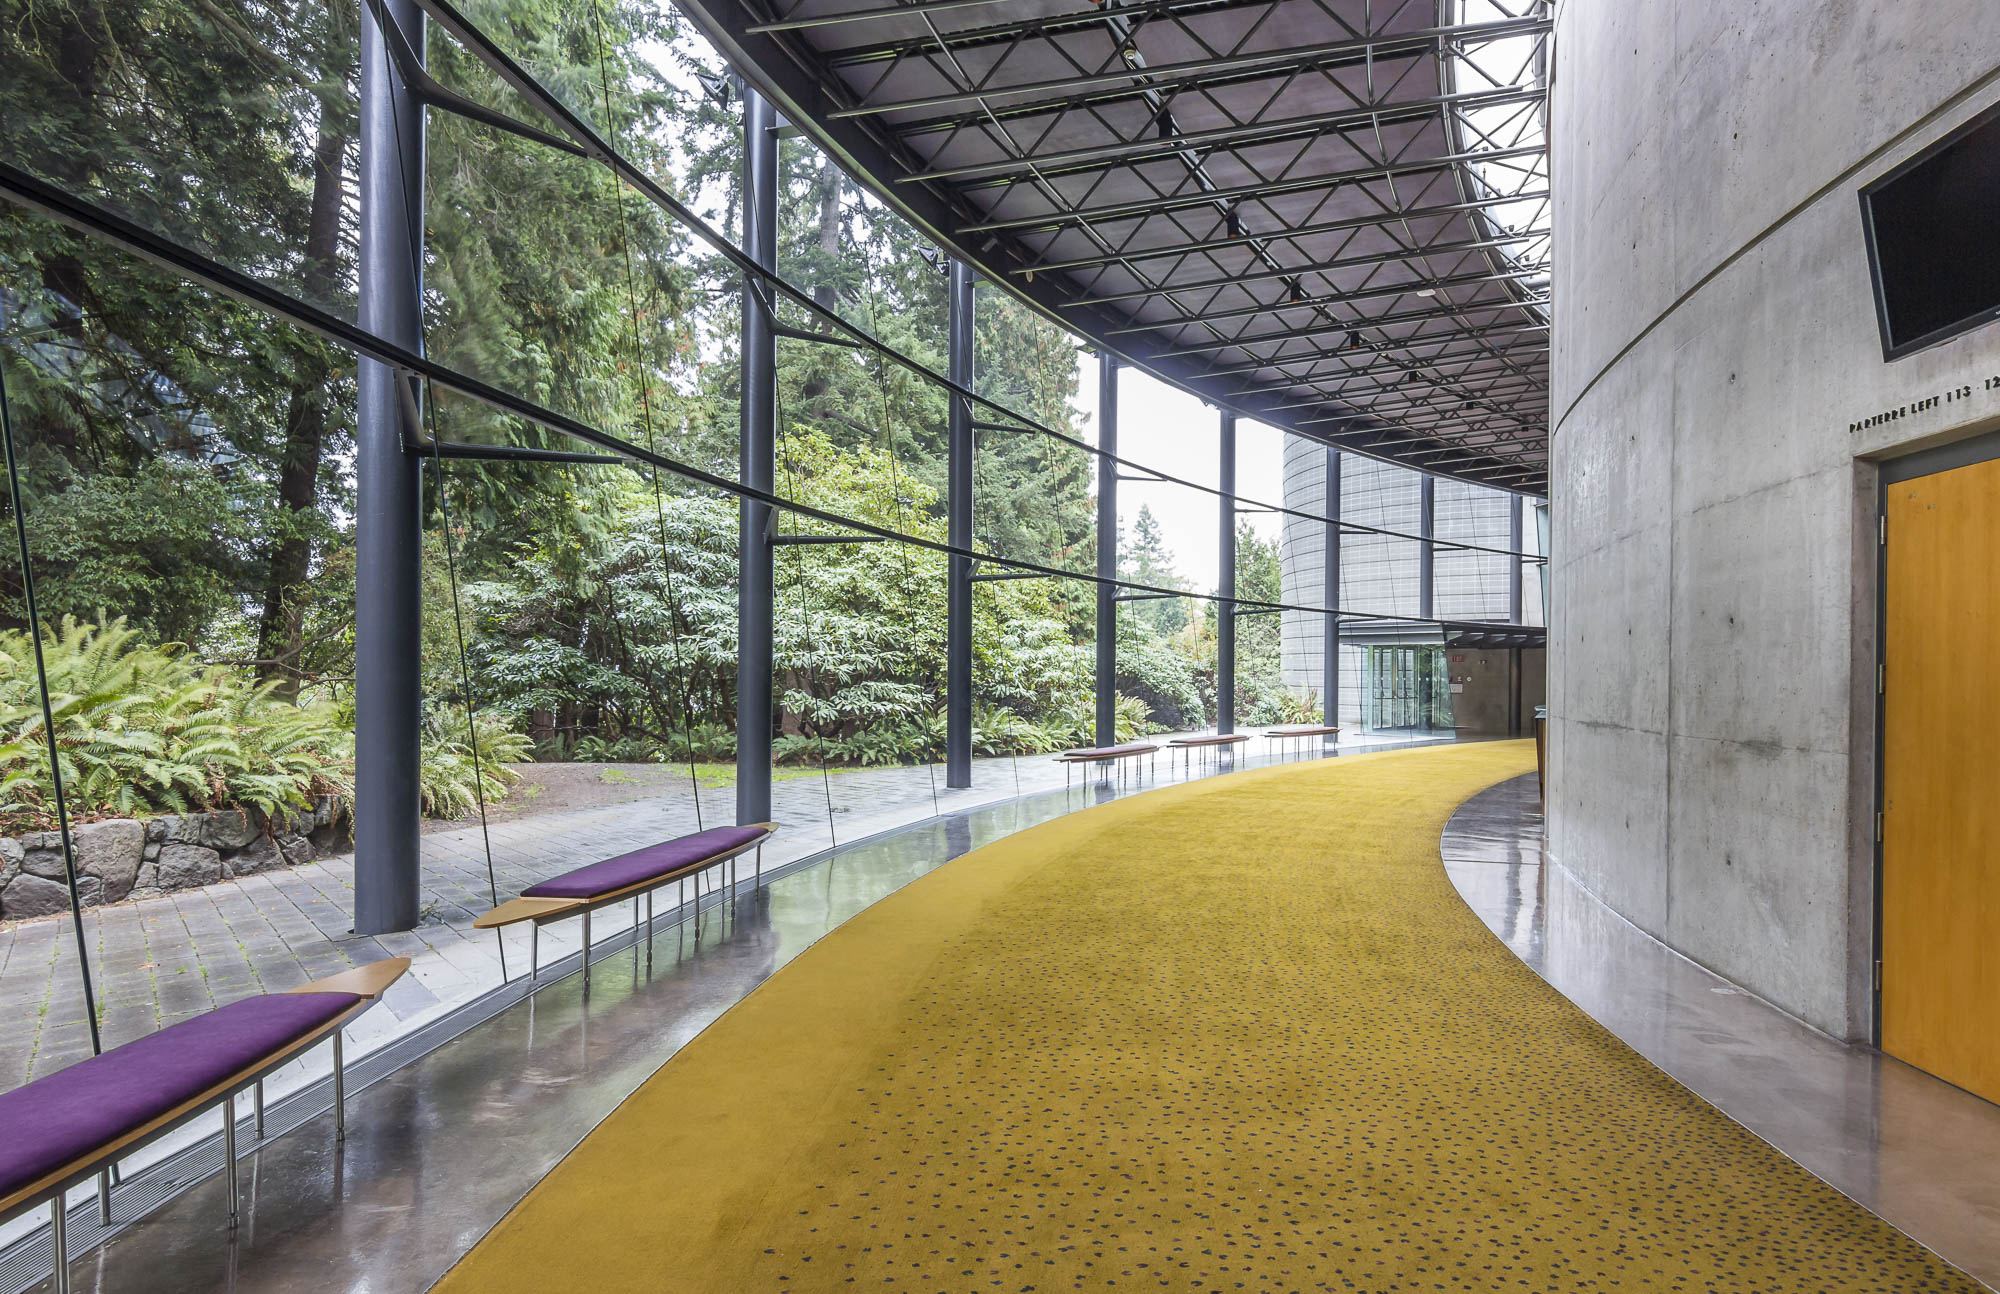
[0,615,352,831]
[419,709,533,820]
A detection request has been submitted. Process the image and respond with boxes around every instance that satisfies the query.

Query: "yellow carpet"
[440,742,1977,1292]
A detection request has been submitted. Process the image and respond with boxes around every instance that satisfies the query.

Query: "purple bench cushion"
[522,825,769,901]
[0,991,358,1204]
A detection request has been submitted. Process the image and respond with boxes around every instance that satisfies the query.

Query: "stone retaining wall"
[0,798,350,920]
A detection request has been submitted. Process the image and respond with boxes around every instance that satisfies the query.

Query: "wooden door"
[1882,455,2000,1105]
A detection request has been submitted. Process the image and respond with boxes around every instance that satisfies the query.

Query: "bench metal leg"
[223,1090,238,1227]
[581,909,593,998]
[754,842,762,889]
[254,1078,265,1138]
[333,1031,345,1143]
[50,1196,67,1294]
[530,924,539,980]
[645,890,654,970]
[97,1170,109,1225]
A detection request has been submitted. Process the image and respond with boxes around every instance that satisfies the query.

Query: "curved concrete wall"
[1547,2,2000,1037]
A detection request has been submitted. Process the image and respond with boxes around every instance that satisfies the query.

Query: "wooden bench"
[1056,741,1158,788]
[1265,724,1341,759]
[1166,732,1250,772]
[474,823,777,993]
[0,957,410,1291]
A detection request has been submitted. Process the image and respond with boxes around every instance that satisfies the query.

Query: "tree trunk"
[813,156,841,312]
[255,103,349,696]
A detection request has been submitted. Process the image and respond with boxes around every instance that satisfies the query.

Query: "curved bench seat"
[1265,725,1341,759]
[1054,742,1158,762]
[475,823,778,990]
[1055,742,1158,788]
[1166,733,1249,771]
[0,957,408,1291]
[523,825,770,900]
[0,993,357,1212]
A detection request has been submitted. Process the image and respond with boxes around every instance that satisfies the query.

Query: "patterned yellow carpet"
[439,742,1978,1292]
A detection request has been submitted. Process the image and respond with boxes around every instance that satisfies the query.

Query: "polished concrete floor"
[12,757,2000,1292]
[1443,775,2000,1293]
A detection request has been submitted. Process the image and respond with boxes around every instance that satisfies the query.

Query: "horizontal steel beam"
[829,15,1550,121]
[1060,230,1544,309]
[418,441,631,466]
[0,158,1558,618]
[1015,189,1549,275]
[747,0,1028,35]
[961,144,1545,234]
[1162,295,1547,358]
[1204,327,1547,381]
[1102,265,1547,336]
[903,85,1544,186]
[885,42,1434,138]
[825,0,1275,67]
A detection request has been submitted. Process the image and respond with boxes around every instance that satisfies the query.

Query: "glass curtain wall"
[0,0,1545,1158]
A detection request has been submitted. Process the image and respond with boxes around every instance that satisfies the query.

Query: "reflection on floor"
[18,757,1993,1294]
[4,735,1453,1294]
[1443,775,2000,1292]
[0,726,1443,1102]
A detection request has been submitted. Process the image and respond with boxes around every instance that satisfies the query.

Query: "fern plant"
[0,615,353,830]
[418,709,533,820]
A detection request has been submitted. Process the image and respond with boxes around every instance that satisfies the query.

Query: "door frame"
[1872,425,2000,1046]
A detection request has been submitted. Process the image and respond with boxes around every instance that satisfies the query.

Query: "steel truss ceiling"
[677,0,1551,493]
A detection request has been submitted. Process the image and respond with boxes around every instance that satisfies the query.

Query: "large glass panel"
[0,0,360,321]
[1108,367,1214,737]
[1433,477,1514,622]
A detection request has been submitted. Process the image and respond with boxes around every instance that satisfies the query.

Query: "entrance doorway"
[1880,452,2000,1105]
[1361,645,1452,731]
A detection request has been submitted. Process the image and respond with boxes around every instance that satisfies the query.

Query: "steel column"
[1322,448,1341,739]
[945,258,976,787]
[736,87,778,824]
[1216,411,1236,735]
[1508,493,1524,625]
[1094,353,1119,746]
[1417,474,1435,622]
[353,0,426,936]
[1508,494,1524,736]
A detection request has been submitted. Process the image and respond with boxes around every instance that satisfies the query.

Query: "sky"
[1073,357,1287,594]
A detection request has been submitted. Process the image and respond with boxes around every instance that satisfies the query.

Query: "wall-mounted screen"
[1860,103,2000,360]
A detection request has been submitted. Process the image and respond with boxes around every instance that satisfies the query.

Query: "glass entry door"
[1361,645,1454,731]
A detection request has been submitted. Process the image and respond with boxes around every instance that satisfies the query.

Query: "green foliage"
[0,2,1230,821]
[0,615,352,829]
[418,709,532,821]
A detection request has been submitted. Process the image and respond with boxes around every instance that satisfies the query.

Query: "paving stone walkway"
[0,729,1441,1094]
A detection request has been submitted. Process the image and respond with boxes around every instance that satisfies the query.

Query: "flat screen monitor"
[1860,103,2000,360]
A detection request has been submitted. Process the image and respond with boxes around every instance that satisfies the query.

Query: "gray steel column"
[1508,493,1524,625]
[945,259,975,787]
[1094,352,1119,746]
[1216,411,1236,735]
[1322,448,1341,737]
[353,0,425,936]
[736,87,778,823]
[1417,473,1435,622]
[1508,493,1524,737]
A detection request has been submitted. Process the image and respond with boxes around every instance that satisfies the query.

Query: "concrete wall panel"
[1550,0,2000,1037]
